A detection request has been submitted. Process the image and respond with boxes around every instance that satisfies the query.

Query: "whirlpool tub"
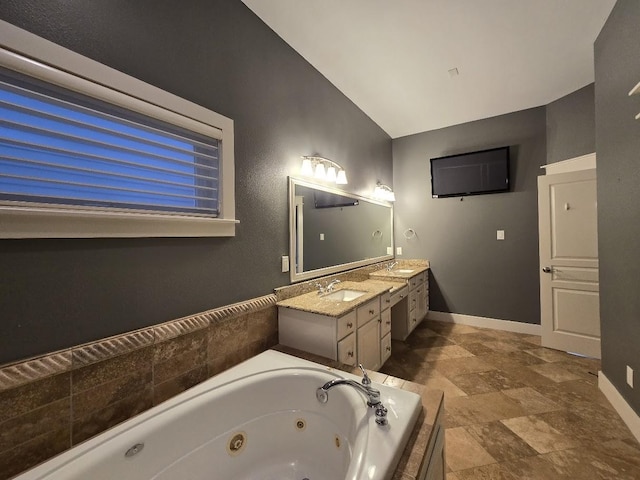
[15,350,422,480]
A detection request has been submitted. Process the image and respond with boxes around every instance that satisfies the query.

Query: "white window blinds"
[0,68,221,217]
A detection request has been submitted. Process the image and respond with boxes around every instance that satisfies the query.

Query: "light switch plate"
[628,365,634,388]
[320,233,325,241]
[386,246,393,255]
[281,255,289,273]
[497,230,505,240]
[396,247,403,255]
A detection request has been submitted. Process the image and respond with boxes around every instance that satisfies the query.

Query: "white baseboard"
[598,370,640,444]
[426,311,542,336]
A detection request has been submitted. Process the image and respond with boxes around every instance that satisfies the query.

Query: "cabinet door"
[409,289,418,313]
[357,318,381,371]
[338,333,357,366]
[416,285,427,323]
[381,332,392,366]
[381,308,392,336]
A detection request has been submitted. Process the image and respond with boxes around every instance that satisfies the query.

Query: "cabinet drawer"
[357,297,380,327]
[409,309,419,333]
[409,271,427,289]
[337,310,356,340]
[337,333,356,366]
[390,286,409,306]
[381,332,392,365]
[380,291,392,310]
[381,308,392,336]
[409,290,417,312]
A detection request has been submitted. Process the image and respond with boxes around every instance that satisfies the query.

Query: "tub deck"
[272,345,445,480]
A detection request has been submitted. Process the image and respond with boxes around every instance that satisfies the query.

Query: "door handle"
[542,267,552,273]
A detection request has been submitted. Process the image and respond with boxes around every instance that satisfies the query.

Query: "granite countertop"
[272,345,444,480]
[276,279,399,317]
[369,264,430,281]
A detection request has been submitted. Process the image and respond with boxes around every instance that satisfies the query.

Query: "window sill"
[0,206,238,238]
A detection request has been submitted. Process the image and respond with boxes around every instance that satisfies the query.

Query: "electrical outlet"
[396,247,403,255]
[627,365,634,388]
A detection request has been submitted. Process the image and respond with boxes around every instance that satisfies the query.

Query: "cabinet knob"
[348,351,354,357]
[378,318,382,323]
[347,322,353,328]
[385,299,390,303]
[369,309,375,315]
[386,346,391,352]
[386,321,391,325]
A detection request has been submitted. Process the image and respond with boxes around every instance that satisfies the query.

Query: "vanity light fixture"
[373,182,396,202]
[300,156,348,185]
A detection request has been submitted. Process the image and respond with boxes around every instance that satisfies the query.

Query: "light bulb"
[336,169,348,184]
[314,162,326,179]
[326,166,337,182]
[300,158,313,176]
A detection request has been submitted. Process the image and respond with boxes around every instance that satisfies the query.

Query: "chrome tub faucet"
[316,364,389,426]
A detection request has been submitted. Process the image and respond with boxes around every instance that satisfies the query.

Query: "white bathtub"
[15,350,422,480]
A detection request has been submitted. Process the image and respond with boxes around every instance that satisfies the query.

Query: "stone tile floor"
[380,320,640,480]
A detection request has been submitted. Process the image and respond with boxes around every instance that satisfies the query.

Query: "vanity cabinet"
[278,308,358,365]
[391,271,429,341]
[278,287,395,370]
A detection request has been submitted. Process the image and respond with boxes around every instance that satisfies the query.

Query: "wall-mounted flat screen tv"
[430,146,510,198]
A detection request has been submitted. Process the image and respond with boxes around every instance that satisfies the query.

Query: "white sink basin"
[396,269,415,274]
[323,289,367,302]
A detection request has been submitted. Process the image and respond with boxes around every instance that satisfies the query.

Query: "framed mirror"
[289,177,394,282]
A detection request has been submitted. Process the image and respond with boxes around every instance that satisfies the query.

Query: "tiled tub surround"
[0,295,278,480]
[1,258,429,479]
[10,351,425,480]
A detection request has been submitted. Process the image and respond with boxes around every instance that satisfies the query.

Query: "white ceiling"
[241,0,615,139]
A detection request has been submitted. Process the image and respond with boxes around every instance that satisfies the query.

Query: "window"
[0,21,236,238]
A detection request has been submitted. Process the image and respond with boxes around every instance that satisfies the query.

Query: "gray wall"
[0,0,392,365]
[393,108,546,325]
[595,0,640,414]
[546,83,596,164]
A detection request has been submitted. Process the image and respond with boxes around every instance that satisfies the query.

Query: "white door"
[538,168,600,358]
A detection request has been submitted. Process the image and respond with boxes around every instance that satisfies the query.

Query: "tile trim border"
[0,294,278,392]
[598,370,640,444]
[427,311,542,336]
[209,294,277,322]
[0,351,71,391]
[72,328,155,367]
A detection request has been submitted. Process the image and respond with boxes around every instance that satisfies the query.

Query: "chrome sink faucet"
[316,364,389,426]
[315,279,341,294]
[386,261,398,271]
